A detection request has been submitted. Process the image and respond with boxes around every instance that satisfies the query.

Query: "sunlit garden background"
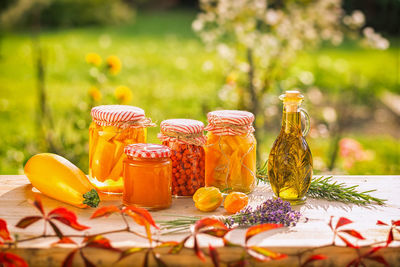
[0,0,399,175]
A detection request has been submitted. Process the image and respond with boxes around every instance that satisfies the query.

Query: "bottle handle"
[300,108,310,137]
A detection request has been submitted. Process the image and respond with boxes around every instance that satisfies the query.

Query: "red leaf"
[328,216,333,230]
[200,228,231,238]
[118,247,144,261]
[335,217,353,230]
[194,218,227,232]
[338,234,358,248]
[49,207,90,231]
[365,255,389,267]
[193,236,205,262]
[49,220,64,239]
[0,219,12,241]
[122,206,159,229]
[245,224,282,243]
[209,245,220,267]
[61,249,78,267]
[363,246,383,257]
[386,229,393,246]
[392,220,400,226]
[152,251,167,267]
[346,258,359,267]
[84,235,119,252]
[248,246,287,261]
[90,206,120,219]
[32,194,45,215]
[52,237,77,246]
[301,254,328,267]
[339,229,365,240]
[15,216,42,229]
[0,252,28,267]
[376,220,388,226]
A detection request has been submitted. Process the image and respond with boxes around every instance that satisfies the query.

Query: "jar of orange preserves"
[89,105,154,194]
[204,110,256,194]
[123,144,172,210]
[158,119,206,197]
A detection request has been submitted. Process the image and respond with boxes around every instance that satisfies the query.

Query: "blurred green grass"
[0,10,399,174]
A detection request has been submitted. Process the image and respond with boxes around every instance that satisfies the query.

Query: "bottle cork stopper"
[285,90,301,98]
[283,90,303,112]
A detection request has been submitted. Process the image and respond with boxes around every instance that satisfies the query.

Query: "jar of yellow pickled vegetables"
[204,110,256,194]
[89,105,155,194]
[123,143,172,210]
[158,119,206,197]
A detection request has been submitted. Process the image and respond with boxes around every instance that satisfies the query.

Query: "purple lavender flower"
[224,198,301,227]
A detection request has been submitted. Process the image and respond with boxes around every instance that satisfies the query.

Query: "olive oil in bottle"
[268,90,313,205]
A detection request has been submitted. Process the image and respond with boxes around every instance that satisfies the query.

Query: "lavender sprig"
[224,198,301,227]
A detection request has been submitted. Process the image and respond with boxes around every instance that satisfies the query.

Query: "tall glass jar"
[123,143,172,210]
[204,110,256,194]
[89,105,154,194]
[158,119,206,197]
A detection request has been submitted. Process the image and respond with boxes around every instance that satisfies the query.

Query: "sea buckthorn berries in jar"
[204,110,257,194]
[123,143,172,210]
[89,105,155,194]
[158,119,206,197]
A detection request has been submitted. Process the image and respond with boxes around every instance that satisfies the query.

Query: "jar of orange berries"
[204,110,256,194]
[158,119,206,197]
[89,105,154,194]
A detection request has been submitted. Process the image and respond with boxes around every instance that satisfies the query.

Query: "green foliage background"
[0,10,399,175]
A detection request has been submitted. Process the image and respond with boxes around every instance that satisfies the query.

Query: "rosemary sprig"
[256,163,386,206]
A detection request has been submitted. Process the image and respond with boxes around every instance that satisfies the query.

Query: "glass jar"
[89,105,154,194]
[204,110,256,194]
[123,143,172,210]
[158,119,206,197]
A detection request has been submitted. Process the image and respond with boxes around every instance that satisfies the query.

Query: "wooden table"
[1,175,399,266]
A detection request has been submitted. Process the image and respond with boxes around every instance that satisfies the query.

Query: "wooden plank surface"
[1,175,400,266]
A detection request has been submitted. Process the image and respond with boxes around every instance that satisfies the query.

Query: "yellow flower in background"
[106,55,122,75]
[85,53,102,66]
[114,86,133,104]
[88,86,102,102]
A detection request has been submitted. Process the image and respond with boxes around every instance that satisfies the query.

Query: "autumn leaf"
[90,205,121,219]
[122,206,158,229]
[245,224,282,244]
[335,217,353,229]
[338,234,358,248]
[15,216,42,229]
[0,219,12,241]
[152,251,167,267]
[194,218,227,232]
[61,249,78,267]
[339,229,365,240]
[80,250,96,267]
[49,220,64,239]
[51,237,77,246]
[365,255,389,267]
[200,228,231,238]
[392,220,400,226]
[156,241,179,248]
[209,245,220,267]
[386,229,393,246]
[376,220,388,226]
[300,254,328,267]
[48,207,90,231]
[118,247,144,261]
[248,246,287,261]
[84,235,119,252]
[193,236,205,262]
[32,194,45,215]
[0,252,28,267]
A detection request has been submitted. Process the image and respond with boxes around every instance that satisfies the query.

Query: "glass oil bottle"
[268,90,313,204]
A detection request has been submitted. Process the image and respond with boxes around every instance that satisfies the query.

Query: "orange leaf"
[245,224,283,243]
[122,206,159,229]
[0,219,12,241]
[84,235,119,252]
[48,207,90,231]
[194,218,227,232]
[300,254,328,267]
[209,245,220,267]
[335,217,353,230]
[52,237,77,246]
[156,241,179,248]
[249,246,287,261]
[193,236,205,262]
[118,247,143,262]
[15,216,42,229]
[339,229,365,240]
[0,252,28,267]
[90,205,121,219]
[201,228,231,238]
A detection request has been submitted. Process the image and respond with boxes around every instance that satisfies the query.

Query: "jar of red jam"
[158,119,206,197]
[123,143,172,210]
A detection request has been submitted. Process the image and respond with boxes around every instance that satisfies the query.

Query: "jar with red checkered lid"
[158,119,206,197]
[204,110,256,194]
[123,143,172,210]
[89,105,155,194]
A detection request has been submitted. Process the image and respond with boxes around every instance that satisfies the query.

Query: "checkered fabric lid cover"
[91,105,145,126]
[124,143,171,158]
[204,110,255,135]
[159,119,206,146]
